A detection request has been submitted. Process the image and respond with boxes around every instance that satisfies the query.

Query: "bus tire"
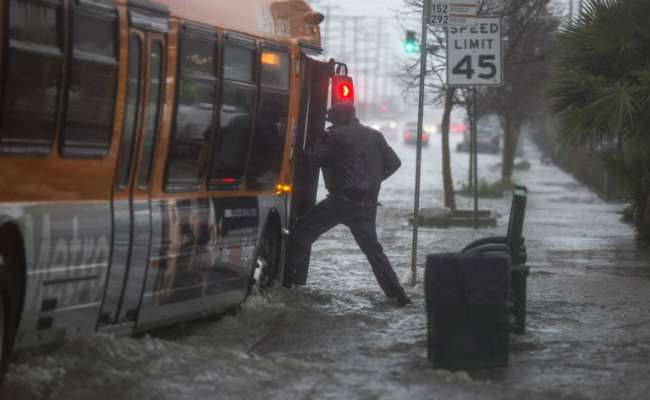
[0,260,16,383]
[248,220,281,296]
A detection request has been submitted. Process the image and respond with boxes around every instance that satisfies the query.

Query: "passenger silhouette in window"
[247,96,284,185]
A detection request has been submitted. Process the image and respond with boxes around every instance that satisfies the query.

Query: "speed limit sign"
[447,17,502,86]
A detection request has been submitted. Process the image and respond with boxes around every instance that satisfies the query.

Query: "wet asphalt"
[1,134,649,400]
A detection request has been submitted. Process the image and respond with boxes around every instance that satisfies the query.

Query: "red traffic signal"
[331,75,354,105]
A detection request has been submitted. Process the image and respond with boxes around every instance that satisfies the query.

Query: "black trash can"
[425,253,511,371]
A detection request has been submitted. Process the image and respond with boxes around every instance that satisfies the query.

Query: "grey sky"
[313,0,578,19]
[311,0,406,18]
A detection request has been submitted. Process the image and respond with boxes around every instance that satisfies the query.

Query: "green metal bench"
[460,182,529,334]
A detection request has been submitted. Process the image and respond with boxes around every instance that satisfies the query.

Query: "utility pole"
[339,17,346,61]
[322,5,332,51]
[373,18,382,115]
[352,16,362,111]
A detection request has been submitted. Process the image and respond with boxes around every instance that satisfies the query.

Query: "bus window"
[61,2,118,158]
[222,46,254,82]
[138,41,164,189]
[116,36,142,190]
[246,46,290,190]
[165,26,217,192]
[180,35,215,75]
[208,36,256,190]
[260,47,290,89]
[0,0,63,155]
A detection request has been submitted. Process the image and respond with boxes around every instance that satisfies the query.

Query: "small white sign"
[446,17,503,86]
[429,1,478,26]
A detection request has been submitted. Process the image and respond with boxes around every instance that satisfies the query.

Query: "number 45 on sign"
[446,17,503,87]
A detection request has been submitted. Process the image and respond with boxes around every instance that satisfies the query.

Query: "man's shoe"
[396,294,412,307]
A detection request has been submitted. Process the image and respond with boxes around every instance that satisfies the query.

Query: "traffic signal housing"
[404,30,416,53]
[331,75,354,105]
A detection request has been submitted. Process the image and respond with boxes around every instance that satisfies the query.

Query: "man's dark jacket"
[304,118,401,202]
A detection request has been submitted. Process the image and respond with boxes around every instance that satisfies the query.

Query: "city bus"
[0,0,347,380]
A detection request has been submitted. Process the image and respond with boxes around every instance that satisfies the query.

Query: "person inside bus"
[211,111,252,183]
[247,96,285,185]
[288,100,412,307]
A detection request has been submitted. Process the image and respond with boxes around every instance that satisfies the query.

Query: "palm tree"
[546,0,650,241]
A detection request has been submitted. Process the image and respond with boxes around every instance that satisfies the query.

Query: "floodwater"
[2,131,649,400]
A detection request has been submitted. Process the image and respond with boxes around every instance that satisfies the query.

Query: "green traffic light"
[404,30,416,53]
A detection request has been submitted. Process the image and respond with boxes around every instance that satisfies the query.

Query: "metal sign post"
[410,0,431,286]
[446,17,503,227]
[472,88,478,228]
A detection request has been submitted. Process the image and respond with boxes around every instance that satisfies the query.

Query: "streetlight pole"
[410,0,431,286]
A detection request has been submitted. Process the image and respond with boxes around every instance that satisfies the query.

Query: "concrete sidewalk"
[480,140,650,399]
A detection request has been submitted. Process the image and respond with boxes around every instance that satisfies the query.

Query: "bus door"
[282,49,331,286]
[99,3,169,328]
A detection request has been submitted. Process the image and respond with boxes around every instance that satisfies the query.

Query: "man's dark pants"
[288,194,404,299]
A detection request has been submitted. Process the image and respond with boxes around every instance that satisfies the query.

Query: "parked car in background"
[403,121,429,146]
[370,121,399,141]
[456,128,500,154]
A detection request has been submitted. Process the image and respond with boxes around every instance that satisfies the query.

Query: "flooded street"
[2,132,649,400]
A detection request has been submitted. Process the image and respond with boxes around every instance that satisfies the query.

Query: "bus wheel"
[249,225,281,295]
[0,262,16,383]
